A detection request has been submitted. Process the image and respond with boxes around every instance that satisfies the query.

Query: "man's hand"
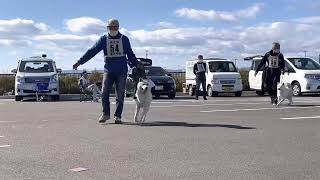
[254,71,258,77]
[73,62,80,70]
[136,62,144,70]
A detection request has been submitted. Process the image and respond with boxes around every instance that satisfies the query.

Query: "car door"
[249,59,264,90]
[282,61,296,84]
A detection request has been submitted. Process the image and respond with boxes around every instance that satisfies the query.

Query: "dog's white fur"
[134,78,155,125]
[277,83,293,106]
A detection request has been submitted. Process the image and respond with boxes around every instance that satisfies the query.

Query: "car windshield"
[209,61,237,72]
[288,58,320,70]
[19,61,54,73]
[145,67,167,76]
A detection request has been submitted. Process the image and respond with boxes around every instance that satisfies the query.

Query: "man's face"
[273,48,280,54]
[107,26,119,31]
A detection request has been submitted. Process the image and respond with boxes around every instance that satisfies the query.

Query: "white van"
[186,58,243,97]
[11,55,61,101]
[246,55,320,96]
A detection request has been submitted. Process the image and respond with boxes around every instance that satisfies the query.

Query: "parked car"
[245,55,320,96]
[186,58,243,97]
[145,66,176,99]
[11,54,61,101]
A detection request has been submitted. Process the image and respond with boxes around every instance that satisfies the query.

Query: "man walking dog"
[255,42,285,105]
[73,18,144,124]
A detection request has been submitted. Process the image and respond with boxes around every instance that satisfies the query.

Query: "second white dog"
[134,78,155,125]
[277,83,293,106]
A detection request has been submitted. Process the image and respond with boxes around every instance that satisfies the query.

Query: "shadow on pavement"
[118,121,256,129]
[287,104,319,107]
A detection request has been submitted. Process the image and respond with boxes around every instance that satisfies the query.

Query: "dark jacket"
[256,50,285,91]
[78,33,139,75]
[193,62,207,76]
[256,50,285,73]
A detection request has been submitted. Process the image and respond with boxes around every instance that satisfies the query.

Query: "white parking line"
[0,121,17,123]
[201,106,320,113]
[0,136,4,138]
[152,102,265,108]
[281,116,320,120]
[0,145,11,148]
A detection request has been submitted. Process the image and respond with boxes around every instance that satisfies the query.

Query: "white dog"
[277,83,293,106]
[134,78,155,125]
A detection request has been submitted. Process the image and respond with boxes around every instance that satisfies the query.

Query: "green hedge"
[0,70,250,95]
[0,76,14,95]
[239,70,250,91]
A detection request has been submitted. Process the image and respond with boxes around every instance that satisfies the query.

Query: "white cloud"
[65,17,105,34]
[175,3,264,22]
[0,19,49,39]
[154,21,177,29]
[294,16,320,24]
[2,15,320,71]
[0,39,32,47]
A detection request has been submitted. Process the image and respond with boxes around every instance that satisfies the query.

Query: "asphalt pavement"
[1,94,320,179]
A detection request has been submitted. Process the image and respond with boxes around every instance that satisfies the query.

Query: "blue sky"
[1,0,320,72]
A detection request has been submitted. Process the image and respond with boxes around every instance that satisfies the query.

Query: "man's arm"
[77,36,105,65]
[193,64,197,75]
[279,53,285,71]
[204,63,207,73]
[256,53,268,73]
[123,36,139,68]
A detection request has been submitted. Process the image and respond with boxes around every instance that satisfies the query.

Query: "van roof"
[244,55,315,61]
[21,56,53,62]
[188,58,229,62]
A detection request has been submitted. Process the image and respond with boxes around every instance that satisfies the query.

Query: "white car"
[186,58,243,97]
[246,55,320,96]
[11,55,61,101]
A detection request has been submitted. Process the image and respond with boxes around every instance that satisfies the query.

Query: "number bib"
[268,55,279,68]
[197,63,205,72]
[106,36,125,58]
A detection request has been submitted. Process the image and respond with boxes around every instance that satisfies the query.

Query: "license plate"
[223,87,233,92]
[36,83,49,91]
[155,86,163,90]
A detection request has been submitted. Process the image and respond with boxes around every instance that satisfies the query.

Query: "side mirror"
[57,68,62,73]
[168,73,172,77]
[11,69,17,74]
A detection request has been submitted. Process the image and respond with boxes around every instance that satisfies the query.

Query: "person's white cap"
[107,18,119,27]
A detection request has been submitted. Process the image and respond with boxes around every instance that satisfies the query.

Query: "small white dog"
[134,78,155,125]
[277,83,293,106]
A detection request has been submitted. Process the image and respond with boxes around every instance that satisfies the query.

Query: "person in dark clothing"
[193,55,207,100]
[73,19,144,124]
[255,42,285,105]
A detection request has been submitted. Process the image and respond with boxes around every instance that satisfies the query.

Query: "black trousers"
[196,74,207,97]
[263,68,281,103]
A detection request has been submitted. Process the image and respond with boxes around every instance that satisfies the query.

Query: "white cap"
[107,18,119,27]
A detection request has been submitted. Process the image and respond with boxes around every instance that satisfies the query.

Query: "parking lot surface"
[1,95,320,179]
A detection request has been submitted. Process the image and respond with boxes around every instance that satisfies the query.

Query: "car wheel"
[292,82,302,96]
[207,85,218,97]
[51,95,60,101]
[188,85,194,96]
[235,91,242,97]
[168,93,175,99]
[15,96,23,101]
[256,91,265,96]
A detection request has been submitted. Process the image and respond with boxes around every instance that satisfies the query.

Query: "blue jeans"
[102,73,127,118]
